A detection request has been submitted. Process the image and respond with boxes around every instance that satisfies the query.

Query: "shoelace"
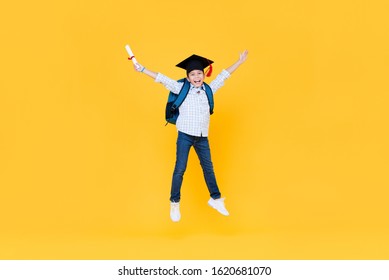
[171,203,179,210]
[213,199,226,209]
[214,198,225,204]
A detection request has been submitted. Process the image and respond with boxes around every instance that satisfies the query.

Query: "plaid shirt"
[155,70,230,137]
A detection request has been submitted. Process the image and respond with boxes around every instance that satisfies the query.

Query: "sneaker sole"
[208,202,229,216]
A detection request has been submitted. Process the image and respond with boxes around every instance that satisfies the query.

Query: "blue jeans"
[170,131,221,202]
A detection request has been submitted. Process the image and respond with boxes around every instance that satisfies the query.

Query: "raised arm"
[225,50,249,74]
[130,59,183,94]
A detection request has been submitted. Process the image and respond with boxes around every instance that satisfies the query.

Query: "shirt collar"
[190,84,205,91]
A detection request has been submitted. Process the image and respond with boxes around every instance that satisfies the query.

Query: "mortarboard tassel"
[205,64,213,77]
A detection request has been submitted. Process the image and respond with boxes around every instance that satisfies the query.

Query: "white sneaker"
[170,202,181,222]
[208,198,229,216]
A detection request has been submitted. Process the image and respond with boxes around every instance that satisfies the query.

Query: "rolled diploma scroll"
[125,45,140,69]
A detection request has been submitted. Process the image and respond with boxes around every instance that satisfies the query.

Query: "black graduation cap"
[176,54,213,77]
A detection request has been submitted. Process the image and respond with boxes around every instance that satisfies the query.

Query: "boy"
[131,50,248,222]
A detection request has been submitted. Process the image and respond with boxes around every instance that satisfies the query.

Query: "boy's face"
[187,69,205,87]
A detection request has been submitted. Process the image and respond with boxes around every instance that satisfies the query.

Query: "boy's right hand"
[133,63,143,72]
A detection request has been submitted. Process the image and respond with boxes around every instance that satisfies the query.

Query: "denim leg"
[193,137,221,199]
[170,132,193,202]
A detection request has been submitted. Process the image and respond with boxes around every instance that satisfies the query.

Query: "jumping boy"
[131,50,248,222]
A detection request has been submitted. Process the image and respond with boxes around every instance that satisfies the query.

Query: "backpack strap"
[165,78,191,126]
[203,82,214,114]
[170,78,190,112]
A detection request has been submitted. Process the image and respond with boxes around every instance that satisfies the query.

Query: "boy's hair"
[186,69,204,77]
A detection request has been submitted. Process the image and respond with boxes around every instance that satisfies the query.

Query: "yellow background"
[1,0,389,259]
